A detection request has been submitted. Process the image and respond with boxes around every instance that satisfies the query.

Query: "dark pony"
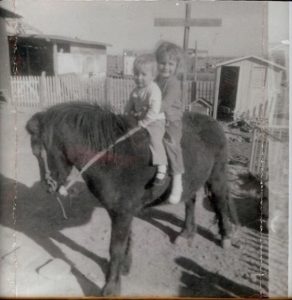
[26,102,233,296]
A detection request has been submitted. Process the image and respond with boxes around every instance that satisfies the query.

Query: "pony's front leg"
[102,213,133,296]
[121,231,132,275]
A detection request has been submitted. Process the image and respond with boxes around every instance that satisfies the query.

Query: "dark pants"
[164,120,185,175]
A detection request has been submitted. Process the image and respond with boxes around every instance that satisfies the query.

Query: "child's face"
[133,64,154,88]
[157,55,177,78]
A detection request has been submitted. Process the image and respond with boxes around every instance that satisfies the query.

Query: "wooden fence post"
[39,71,46,108]
[104,77,107,104]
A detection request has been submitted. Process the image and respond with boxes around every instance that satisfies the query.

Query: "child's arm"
[139,84,163,127]
[124,91,135,116]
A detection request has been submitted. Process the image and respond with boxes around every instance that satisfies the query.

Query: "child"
[155,42,185,204]
[125,54,168,184]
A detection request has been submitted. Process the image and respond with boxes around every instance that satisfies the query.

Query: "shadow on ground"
[0,173,104,296]
[175,256,260,297]
[140,207,222,247]
[0,169,267,297]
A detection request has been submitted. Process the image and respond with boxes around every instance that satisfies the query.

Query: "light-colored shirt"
[125,81,165,127]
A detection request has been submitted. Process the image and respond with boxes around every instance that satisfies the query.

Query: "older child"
[155,42,185,204]
[125,54,168,184]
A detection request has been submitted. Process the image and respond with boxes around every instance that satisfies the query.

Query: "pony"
[26,102,233,296]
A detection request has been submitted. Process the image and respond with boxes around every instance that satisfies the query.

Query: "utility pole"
[154,2,221,103]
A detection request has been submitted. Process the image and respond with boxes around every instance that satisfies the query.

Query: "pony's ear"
[26,112,43,136]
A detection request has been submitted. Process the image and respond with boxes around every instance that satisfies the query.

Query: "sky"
[1,0,289,56]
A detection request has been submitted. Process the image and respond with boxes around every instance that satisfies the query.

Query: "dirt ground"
[0,104,288,297]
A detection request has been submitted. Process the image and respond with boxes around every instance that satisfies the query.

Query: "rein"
[44,125,142,197]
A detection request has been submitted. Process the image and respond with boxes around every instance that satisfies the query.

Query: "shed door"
[217,66,239,121]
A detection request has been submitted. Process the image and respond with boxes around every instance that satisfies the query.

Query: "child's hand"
[138,120,146,128]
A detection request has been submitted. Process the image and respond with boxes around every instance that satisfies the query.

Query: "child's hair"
[133,54,157,76]
[155,41,185,75]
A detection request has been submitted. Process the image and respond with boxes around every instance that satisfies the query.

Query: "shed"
[8,34,110,76]
[213,56,286,122]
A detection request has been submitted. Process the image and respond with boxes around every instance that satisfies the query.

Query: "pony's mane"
[43,102,131,151]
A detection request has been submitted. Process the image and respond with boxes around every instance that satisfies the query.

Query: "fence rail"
[10,75,214,113]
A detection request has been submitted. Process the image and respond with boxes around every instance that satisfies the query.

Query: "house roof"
[11,33,111,48]
[215,55,286,71]
[0,7,21,18]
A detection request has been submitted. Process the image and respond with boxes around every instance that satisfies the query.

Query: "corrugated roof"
[215,55,286,71]
[0,7,21,18]
[12,33,111,48]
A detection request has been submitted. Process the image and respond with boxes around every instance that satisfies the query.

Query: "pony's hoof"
[174,235,187,247]
[102,281,121,296]
[174,231,194,247]
[121,258,132,276]
[179,228,196,239]
[221,238,232,249]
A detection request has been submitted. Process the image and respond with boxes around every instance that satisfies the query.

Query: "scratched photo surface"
[0,0,289,297]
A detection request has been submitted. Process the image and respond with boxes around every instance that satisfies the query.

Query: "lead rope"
[58,125,142,197]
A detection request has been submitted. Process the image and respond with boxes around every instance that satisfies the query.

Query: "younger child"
[125,54,168,184]
[155,42,185,204]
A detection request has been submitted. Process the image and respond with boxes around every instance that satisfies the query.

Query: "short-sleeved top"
[125,81,165,126]
[155,76,183,122]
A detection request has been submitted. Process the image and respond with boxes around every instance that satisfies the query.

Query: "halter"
[40,147,68,219]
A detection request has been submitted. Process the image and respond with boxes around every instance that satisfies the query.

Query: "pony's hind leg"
[175,195,197,245]
[103,213,133,296]
[207,165,232,248]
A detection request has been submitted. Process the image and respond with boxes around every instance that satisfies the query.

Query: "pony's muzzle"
[45,173,58,193]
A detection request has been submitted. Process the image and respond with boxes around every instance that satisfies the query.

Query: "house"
[0,7,21,102]
[212,55,286,122]
[8,34,110,77]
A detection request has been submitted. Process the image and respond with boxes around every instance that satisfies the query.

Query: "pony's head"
[26,103,135,194]
[26,110,73,193]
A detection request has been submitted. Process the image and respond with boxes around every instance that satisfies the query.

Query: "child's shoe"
[168,174,183,204]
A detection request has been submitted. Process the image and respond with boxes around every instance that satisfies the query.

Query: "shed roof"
[11,33,111,48]
[193,97,213,108]
[215,55,286,71]
[0,7,21,18]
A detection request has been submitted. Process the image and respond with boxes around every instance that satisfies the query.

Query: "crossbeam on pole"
[154,18,222,27]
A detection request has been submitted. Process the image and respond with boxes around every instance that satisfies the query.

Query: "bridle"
[39,146,69,219]
[40,147,58,193]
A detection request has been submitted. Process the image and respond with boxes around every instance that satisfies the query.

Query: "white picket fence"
[10,74,214,113]
[11,74,106,108]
